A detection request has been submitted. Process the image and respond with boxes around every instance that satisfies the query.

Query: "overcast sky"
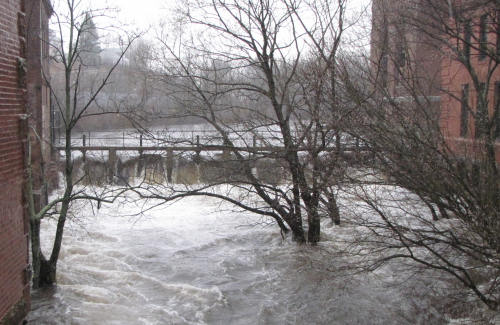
[90,0,371,32]
[62,0,371,52]
[104,0,174,30]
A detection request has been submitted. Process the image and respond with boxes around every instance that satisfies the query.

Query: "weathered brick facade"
[0,0,31,323]
[25,0,53,210]
[371,0,500,163]
[370,0,442,99]
[440,4,500,162]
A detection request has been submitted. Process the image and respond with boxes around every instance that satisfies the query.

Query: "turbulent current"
[27,195,441,325]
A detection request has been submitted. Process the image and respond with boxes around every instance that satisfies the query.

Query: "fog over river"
[27,195,444,324]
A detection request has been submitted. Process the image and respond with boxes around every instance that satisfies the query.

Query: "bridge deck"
[55,145,367,152]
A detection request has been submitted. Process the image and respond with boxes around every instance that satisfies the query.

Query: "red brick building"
[440,2,500,162]
[371,0,500,163]
[0,0,32,323]
[0,0,52,323]
[370,0,442,99]
[25,0,53,209]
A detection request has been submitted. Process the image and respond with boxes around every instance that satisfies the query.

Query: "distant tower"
[79,12,101,66]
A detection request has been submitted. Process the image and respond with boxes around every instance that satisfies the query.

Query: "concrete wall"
[73,153,290,186]
[72,149,373,187]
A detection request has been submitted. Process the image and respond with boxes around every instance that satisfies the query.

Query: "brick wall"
[0,0,31,323]
[25,0,53,210]
[440,5,500,163]
[370,0,442,98]
[371,0,500,163]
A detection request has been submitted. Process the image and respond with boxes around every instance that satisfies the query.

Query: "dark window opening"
[495,82,500,140]
[381,55,388,88]
[480,14,488,60]
[397,42,406,67]
[460,84,469,137]
[394,60,401,88]
[394,16,406,89]
[396,20,406,68]
[475,82,487,139]
[464,19,472,62]
[497,10,500,59]
[381,22,389,88]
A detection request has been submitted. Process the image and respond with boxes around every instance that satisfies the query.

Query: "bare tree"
[343,0,500,310]
[26,0,137,288]
[126,0,358,243]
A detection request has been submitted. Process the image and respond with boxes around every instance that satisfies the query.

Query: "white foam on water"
[28,191,453,324]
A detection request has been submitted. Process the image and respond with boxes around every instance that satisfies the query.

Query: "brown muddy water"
[27,195,445,325]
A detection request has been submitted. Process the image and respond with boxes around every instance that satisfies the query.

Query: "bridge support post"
[82,134,86,161]
[166,149,174,183]
[139,134,143,156]
[222,138,230,160]
[195,135,201,163]
[252,135,257,158]
[108,149,117,183]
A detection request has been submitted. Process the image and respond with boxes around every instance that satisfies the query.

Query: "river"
[27,195,444,324]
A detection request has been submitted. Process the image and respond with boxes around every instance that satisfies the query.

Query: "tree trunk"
[328,194,340,225]
[307,207,320,244]
[30,219,42,289]
[306,189,321,244]
[292,229,306,243]
[275,217,290,235]
[285,212,305,243]
[290,219,306,243]
[31,219,56,288]
[38,258,56,287]
[290,172,306,243]
[484,135,499,206]
[30,211,62,288]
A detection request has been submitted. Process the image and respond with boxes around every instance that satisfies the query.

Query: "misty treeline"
[34,0,500,316]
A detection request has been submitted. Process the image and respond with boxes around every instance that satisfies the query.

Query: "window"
[460,84,469,137]
[397,41,406,67]
[480,14,488,60]
[495,82,500,140]
[475,82,487,139]
[396,19,407,68]
[381,22,389,88]
[464,20,472,62]
[497,10,500,58]
[381,55,388,88]
[394,61,401,88]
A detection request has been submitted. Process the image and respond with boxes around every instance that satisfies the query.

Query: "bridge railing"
[54,129,365,152]
[56,129,299,147]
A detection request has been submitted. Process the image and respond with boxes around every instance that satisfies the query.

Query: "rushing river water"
[27,195,445,325]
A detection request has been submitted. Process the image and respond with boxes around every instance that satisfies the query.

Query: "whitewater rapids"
[27,195,443,324]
